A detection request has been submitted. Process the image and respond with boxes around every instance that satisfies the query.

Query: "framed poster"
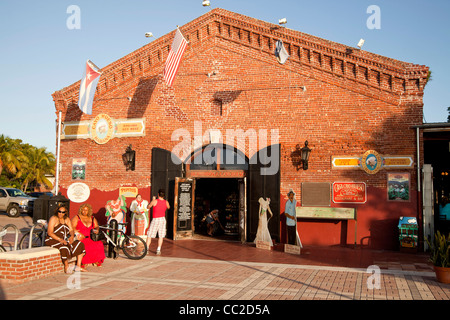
[387,173,410,202]
[72,158,86,180]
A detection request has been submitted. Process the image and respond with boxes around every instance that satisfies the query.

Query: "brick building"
[52,9,429,250]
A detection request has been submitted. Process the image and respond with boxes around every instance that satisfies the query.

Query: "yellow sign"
[383,156,414,168]
[332,157,360,168]
[332,152,414,174]
[119,187,138,198]
[61,115,145,143]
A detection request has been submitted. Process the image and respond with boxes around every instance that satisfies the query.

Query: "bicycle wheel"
[122,235,147,260]
[19,230,43,249]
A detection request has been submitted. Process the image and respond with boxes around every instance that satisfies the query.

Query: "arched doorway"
[151,143,281,243]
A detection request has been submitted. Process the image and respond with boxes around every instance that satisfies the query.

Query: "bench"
[0,247,64,283]
[295,207,357,248]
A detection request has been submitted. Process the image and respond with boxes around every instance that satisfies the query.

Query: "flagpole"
[55,110,62,195]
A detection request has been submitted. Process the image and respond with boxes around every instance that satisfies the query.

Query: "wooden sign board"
[256,240,273,250]
[301,182,331,206]
[296,206,356,220]
[284,244,301,255]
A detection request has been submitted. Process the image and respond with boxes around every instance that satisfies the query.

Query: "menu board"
[177,181,193,231]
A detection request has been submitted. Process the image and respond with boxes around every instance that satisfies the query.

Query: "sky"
[1,0,449,154]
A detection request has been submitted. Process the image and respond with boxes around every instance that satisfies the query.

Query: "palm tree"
[20,146,55,192]
[0,134,27,178]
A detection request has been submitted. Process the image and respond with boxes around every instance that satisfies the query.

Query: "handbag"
[90,228,105,241]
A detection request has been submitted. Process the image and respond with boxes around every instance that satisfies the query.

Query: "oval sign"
[67,182,90,203]
[91,113,114,144]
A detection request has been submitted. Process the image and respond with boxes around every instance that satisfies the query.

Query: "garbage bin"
[48,194,70,218]
[398,216,418,251]
[33,194,70,223]
[32,194,52,223]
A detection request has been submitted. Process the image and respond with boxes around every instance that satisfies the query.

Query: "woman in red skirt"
[72,203,105,268]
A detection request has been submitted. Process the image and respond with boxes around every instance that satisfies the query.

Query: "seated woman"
[71,203,105,268]
[45,204,86,274]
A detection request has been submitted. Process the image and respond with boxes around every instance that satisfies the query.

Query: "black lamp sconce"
[300,141,311,170]
[122,145,135,171]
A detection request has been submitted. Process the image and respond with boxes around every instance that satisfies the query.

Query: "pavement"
[1,213,449,309]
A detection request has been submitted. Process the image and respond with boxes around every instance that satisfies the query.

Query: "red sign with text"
[332,182,367,204]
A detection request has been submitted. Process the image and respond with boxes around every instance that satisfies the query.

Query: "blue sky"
[1,0,449,154]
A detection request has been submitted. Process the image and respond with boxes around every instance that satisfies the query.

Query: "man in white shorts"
[146,189,170,255]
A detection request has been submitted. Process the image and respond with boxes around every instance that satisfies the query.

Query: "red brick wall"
[0,249,63,283]
[52,9,428,249]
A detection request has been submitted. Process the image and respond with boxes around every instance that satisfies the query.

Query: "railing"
[0,224,20,251]
[27,220,47,249]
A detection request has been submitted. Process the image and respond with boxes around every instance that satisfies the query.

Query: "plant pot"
[434,266,450,284]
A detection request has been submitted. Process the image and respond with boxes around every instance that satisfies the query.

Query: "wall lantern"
[300,140,311,170]
[122,145,135,171]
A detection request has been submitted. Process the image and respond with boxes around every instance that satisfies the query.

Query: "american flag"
[163,27,188,87]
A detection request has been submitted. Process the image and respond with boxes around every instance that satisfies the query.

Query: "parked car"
[0,187,36,218]
[26,192,54,198]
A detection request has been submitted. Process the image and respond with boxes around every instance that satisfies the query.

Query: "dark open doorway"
[194,178,240,241]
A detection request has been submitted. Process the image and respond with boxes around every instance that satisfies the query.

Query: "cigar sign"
[332,182,367,204]
[332,150,413,175]
[61,113,145,144]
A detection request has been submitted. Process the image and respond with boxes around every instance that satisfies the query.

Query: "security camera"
[145,32,153,38]
[279,18,287,25]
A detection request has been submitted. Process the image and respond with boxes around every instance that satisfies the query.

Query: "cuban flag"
[78,60,102,115]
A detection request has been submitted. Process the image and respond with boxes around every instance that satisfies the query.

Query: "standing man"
[284,189,297,245]
[146,189,170,255]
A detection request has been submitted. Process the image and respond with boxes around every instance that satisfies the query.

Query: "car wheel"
[7,204,20,218]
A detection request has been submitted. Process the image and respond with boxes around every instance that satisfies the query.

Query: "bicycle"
[18,220,47,250]
[97,222,147,260]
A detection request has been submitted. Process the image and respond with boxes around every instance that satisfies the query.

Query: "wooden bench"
[0,247,64,283]
[296,207,357,248]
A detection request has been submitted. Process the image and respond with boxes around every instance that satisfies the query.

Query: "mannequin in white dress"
[254,197,273,246]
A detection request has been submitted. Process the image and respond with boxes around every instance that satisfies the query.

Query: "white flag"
[274,40,290,64]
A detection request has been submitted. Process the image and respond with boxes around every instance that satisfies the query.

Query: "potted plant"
[426,231,450,284]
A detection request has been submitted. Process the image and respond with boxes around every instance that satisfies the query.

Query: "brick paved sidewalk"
[1,255,448,301]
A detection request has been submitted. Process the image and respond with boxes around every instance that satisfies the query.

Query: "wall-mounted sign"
[67,182,90,203]
[119,187,138,198]
[91,113,114,144]
[61,114,145,144]
[332,151,414,175]
[331,157,360,168]
[72,158,86,180]
[332,182,366,204]
[361,150,383,174]
[387,173,410,202]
